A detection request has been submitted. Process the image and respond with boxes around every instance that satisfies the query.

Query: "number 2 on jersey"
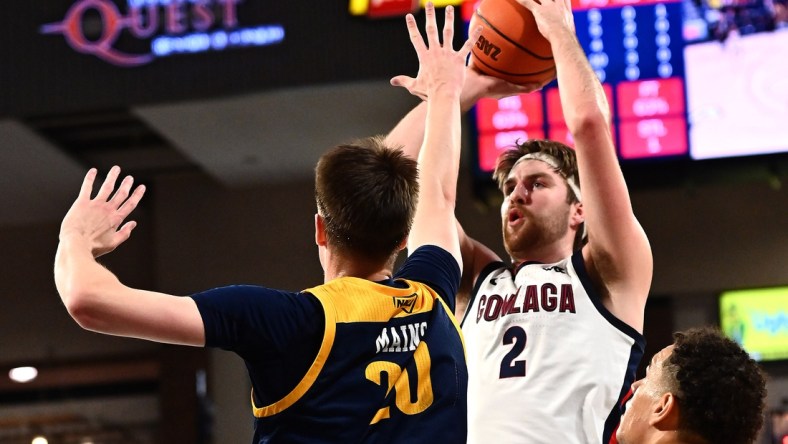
[499,326,527,378]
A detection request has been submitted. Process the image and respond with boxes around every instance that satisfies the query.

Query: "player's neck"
[649,429,706,444]
[511,241,573,265]
[323,252,392,283]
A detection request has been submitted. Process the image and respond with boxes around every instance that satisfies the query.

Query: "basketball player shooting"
[387,0,654,442]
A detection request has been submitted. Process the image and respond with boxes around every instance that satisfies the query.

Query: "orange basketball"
[469,0,556,86]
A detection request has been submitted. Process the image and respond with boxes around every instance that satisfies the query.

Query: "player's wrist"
[428,83,463,101]
[58,230,93,252]
[461,76,487,107]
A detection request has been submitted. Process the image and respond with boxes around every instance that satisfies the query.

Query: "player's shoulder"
[476,261,513,284]
[397,245,461,283]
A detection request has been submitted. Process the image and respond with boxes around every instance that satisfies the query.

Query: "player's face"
[500,159,573,261]
[616,345,675,443]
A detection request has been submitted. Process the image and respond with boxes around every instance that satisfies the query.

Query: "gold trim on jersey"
[250,276,461,417]
[312,277,438,322]
[251,289,337,418]
[435,295,466,359]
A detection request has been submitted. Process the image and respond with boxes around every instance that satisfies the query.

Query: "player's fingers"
[460,25,483,60]
[424,2,440,47]
[520,82,544,93]
[564,0,574,16]
[78,168,98,200]
[390,76,427,100]
[96,166,120,201]
[405,14,427,56]
[117,184,146,219]
[518,0,538,12]
[110,175,134,207]
[391,75,414,87]
[443,5,455,48]
[114,221,138,246]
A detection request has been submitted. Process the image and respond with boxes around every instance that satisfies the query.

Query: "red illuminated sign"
[616,78,687,159]
[547,124,617,148]
[350,0,464,18]
[367,0,419,18]
[545,84,614,125]
[475,92,546,172]
[616,78,685,120]
[475,93,544,133]
[462,0,481,21]
[547,126,575,148]
[619,117,687,159]
[479,128,546,172]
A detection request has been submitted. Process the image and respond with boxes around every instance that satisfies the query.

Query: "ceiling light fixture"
[8,366,38,383]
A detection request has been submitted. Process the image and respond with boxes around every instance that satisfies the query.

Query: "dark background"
[0,1,785,443]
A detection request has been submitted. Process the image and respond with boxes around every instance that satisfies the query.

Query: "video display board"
[465,0,788,180]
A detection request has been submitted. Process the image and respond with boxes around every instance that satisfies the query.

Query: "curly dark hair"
[664,326,767,444]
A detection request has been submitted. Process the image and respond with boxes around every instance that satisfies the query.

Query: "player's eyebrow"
[506,171,553,184]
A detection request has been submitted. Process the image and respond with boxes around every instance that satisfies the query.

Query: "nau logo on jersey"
[392,293,418,313]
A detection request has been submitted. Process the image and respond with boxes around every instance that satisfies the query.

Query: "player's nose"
[509,182,528,204]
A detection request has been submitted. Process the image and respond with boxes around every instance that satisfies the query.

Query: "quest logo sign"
[41,0,285,67]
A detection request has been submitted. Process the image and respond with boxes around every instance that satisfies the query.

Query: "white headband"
[511,153,582,202]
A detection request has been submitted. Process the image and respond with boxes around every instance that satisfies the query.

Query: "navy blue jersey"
[191,246,466,443]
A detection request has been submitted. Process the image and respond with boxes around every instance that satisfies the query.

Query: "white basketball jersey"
[461,251,645,444]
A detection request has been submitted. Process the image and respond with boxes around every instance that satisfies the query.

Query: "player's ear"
[651,392,680,429]
[315,213,328,247]
[570,201,584,230]
[396,237,408,252]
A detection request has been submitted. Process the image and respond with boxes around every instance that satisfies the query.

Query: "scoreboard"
[469,0,690,172]
[465,0,788,183]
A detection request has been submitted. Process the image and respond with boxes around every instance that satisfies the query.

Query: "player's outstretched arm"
[390,3,480,269]
[55,166,205,346]
[519,0,652,330]
[388,14,543,300]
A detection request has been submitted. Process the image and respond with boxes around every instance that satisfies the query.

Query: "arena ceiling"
[0,81,419,228]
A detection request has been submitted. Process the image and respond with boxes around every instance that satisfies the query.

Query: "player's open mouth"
[508,208,523,224]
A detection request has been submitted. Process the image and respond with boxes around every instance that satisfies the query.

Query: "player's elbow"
[566,99,611,135]
[568,112,611,142]
[423,179,458,211]
[441,188,458,209]
[60,283,104,331]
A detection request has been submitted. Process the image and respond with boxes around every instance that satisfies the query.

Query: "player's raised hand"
[516,0,576,42]
[391,3,483,101]
[60,166,146,258]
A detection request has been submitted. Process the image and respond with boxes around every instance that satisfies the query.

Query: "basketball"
[469,0,556,85]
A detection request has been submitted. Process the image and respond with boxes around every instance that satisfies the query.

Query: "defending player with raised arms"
[54,5,479,442]
[386,0,653,442]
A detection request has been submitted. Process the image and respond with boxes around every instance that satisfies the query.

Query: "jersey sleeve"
[190,285,323,356]
[395,245,461,311]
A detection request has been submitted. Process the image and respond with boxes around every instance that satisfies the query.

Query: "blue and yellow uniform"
[191,246,466,443]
